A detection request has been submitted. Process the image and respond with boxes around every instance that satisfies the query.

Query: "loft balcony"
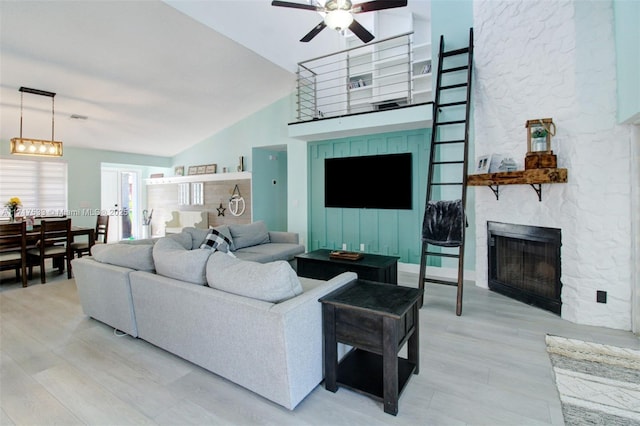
[289,32,434,141]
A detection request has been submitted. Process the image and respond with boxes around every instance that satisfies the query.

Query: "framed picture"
[187,166,198,175]
[475,155,490,174]
[204,164,217,174]
[196,165,206,174]
[174,166,185,176]
[150,173,164,179]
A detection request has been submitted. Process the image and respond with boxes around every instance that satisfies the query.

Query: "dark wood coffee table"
[296,249,399,284]
[319,279,423,415]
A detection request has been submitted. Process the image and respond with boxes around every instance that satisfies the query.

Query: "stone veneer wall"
[472,0,634,330]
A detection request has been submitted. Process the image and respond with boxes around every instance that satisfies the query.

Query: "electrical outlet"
[342,243,347,250]
[596,290,607,303]
[360,243,365,251]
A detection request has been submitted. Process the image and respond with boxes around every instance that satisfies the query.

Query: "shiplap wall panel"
[308,129,429,263]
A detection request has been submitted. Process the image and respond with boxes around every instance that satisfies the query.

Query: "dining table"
[0,218,96,251]
[1,218,95,282]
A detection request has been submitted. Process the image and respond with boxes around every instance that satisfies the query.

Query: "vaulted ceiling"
[0,1,429,157]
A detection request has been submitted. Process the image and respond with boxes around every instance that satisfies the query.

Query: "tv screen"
[324,153,412,209]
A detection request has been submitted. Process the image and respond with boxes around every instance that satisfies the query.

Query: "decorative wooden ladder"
[418,28,474,316]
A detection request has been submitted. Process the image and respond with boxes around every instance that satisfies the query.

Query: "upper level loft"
[289,31,434,141]
[295,32,431,122]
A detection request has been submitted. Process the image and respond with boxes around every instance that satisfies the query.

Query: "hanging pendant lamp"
[10,86,63,157]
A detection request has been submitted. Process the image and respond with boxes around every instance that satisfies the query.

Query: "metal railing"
[295,32,432,122]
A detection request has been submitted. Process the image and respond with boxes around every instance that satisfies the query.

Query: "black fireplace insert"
[487,222,562,315]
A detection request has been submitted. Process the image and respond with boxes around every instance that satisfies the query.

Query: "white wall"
[473,0,635,330]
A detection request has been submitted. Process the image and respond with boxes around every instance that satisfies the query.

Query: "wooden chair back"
[0,222,27,287]
[96,214,109,244]
[28,218,72,283]
[39,219,72,248]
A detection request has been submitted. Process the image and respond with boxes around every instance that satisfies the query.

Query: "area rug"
[545,335,640,425]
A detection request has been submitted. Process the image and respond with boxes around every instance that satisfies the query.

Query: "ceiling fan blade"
[271,1,323,11]
[348,19,375,43]
[301,21,327,42]
[351,0,408,13]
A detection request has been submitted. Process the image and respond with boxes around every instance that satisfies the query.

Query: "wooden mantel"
[467,168,568,201]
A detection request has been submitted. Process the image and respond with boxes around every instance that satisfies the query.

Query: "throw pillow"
[206,225,235,251]
[206,252,303,303]
[200,228,235,256]
[153,237,212,285]
[91,244,155,271]
[228,221,270,250]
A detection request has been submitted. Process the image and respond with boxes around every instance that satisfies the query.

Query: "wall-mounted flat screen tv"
[324,153,412,209]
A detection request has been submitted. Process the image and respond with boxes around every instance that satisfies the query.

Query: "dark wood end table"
[319,279,423,415]
[296,249,400,284]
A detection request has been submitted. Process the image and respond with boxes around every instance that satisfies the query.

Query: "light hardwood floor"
[1,268,639,425]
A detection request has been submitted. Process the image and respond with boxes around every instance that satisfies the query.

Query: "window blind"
[0,158,68,217]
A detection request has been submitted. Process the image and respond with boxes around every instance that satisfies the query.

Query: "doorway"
[252,146,288,231]
[101,166,141,242]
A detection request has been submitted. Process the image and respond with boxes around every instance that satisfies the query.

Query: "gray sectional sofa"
[71,223,355,410]
[122,221,306,265]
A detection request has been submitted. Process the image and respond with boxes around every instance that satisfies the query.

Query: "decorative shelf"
[467,168,567,201]
[145,171,251,185]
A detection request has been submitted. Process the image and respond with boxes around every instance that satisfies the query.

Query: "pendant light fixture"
[10,86,63,157]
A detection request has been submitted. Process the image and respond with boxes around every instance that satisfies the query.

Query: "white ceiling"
[0,0,429,157]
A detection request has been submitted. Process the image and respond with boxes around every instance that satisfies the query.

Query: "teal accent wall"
[430,0,476,272]
[431,0,473,52]
[613,0,640,124]
[252,146,288,231]
[308,129,431,263]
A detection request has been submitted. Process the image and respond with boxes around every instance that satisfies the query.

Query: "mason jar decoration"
[525,118,557,169]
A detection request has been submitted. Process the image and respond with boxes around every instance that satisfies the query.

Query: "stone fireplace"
[472,1,636,330]
[487,222,562,315]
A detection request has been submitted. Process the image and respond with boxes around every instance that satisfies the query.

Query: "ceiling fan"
[271,0,408,43]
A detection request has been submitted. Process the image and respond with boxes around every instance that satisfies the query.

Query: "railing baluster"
[295,32,426,121]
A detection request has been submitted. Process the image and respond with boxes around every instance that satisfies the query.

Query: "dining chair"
[27,218,72,283]
[70,214,109,257]
[0,221,28,287]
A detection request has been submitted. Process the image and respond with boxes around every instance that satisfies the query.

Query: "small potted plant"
[531,127,548,151]
[531,127,548,138]
[5,197,21,222]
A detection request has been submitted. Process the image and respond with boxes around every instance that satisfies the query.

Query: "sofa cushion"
[119,238,158,245]
[229,221,270,250]
[235,243,305,262]
[153,237,212,285]
[91,243,154,271]
[206,252,303,303]
[200,228,233,254]
[166,230,193,250]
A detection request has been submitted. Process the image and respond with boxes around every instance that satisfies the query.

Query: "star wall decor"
[217,202,226,216]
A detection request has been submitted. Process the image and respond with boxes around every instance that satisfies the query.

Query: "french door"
[101,167,140,242]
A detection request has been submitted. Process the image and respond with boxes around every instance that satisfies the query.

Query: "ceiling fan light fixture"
[324,9,353,30]
[273,0,407,42]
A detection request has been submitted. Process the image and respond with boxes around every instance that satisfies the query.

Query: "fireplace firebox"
[488,222,562,315]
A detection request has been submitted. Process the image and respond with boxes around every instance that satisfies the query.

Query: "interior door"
[101,167,140,242]
[119,171,137,240]
[102,168,119,243]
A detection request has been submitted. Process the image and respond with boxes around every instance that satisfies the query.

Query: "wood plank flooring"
[1,269,639,425]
